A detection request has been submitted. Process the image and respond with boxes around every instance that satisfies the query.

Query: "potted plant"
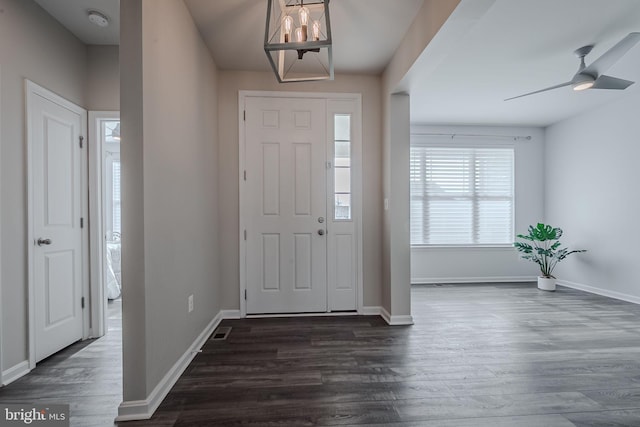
[514,223,586,291]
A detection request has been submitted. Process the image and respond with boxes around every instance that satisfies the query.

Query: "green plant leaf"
[514,223,585,277]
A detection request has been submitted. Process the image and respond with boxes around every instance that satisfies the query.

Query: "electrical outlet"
[188,294,194,313]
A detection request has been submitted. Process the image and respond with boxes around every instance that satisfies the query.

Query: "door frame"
[88,111,120,338]
[25,80,89,368]
[238,90,363,317]
[0,65,3,384]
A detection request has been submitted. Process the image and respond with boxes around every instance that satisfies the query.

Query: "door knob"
[37,238,52,246]
[318,229,325,236]
[318,216,325,223]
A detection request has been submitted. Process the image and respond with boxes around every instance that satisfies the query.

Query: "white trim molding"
[380,307,414,326]
[412,276,537,285]
[1,361,30,386]
[558,280,640,305]
[116,311,224,421]
[0,64,3,385]
[246,312,358,319]
[361,306,383,316]
[220,310,242,319]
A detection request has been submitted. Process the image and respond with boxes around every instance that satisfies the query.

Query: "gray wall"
[120,0,220,400]
[216,70,383,309]
[410,125,543,284]
[87,45,120,111]
[380,0,462,317]
[0,0,87,372]
[545,88,639,300]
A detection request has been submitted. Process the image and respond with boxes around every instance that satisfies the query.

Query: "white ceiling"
[183,0,424,74]
[405,0,640,126]
[33,0,640,127]
[34,0,119,45]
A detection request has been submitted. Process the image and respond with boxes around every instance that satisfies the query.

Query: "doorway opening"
[88,112,121,338]
[103,120,122,304]
[238,91,363,317]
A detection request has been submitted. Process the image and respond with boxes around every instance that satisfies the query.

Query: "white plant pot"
[537,277,556,291]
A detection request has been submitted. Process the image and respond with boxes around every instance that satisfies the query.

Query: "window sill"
[411,245,516,251]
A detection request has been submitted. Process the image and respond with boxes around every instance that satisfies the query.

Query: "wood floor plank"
[581,387,640,410]
[392,391,604,421]
[342,414,578,427]
[562,408,640,426]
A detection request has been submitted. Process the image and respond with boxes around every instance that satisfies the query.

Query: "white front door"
[28,82,86,362]
[244,96,327,314]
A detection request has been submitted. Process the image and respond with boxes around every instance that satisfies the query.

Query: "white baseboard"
[361,306,382,316]
[351,306,416,325]
[412,276,537,285]
[246,311,358,319]
[1,360,30,386]
[221,309,241,319]
[115,310,224,421]
[558,280,640,305]
[380,307,414,326]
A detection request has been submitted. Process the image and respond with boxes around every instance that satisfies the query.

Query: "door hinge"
[81,297,85,309]
[79,136,84,148]
[244,170,247,181]
[244,229,247,241]
[243,110,246,121]
[326,161,332,169]
[244,289,247,300]
[80,217,84,228]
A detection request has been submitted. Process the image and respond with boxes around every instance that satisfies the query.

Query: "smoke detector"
[88,10,109,27]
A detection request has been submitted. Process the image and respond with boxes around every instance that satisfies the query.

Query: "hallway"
[0,300,122,427]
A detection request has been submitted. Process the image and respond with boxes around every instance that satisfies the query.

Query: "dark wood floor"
[0,299,122,427]
[4,285,640,426]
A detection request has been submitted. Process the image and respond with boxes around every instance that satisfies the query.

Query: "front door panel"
[245,97,327,314]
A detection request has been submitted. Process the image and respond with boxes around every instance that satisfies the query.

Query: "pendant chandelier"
[264,0,333,83]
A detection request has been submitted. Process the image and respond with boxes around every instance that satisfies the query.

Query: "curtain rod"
[411,132,532,141]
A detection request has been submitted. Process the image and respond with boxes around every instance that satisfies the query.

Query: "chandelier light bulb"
[298,5,310,26]
[295,27,304,43]
[298,5,309,41]
[283,15,294,42]
[312,20,321,41]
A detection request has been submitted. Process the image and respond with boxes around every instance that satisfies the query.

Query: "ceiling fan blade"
[504,81,572,101]
[592,75,635,90]
[583,32,640,76]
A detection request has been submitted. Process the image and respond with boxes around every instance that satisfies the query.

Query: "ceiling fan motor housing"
[572,72,596,91]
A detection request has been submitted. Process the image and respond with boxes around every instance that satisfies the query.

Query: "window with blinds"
[410,145,514,246]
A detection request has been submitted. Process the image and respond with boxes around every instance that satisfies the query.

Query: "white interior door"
[244,96,327,314]
[28,82,85,362]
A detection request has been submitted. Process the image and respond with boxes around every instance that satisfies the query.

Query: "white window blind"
[112,161,121,234]
[410,145,514,245]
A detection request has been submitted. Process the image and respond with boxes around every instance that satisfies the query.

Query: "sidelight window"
[334,114,351,220]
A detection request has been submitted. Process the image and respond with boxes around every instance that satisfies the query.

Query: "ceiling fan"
[505,32,640,101]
